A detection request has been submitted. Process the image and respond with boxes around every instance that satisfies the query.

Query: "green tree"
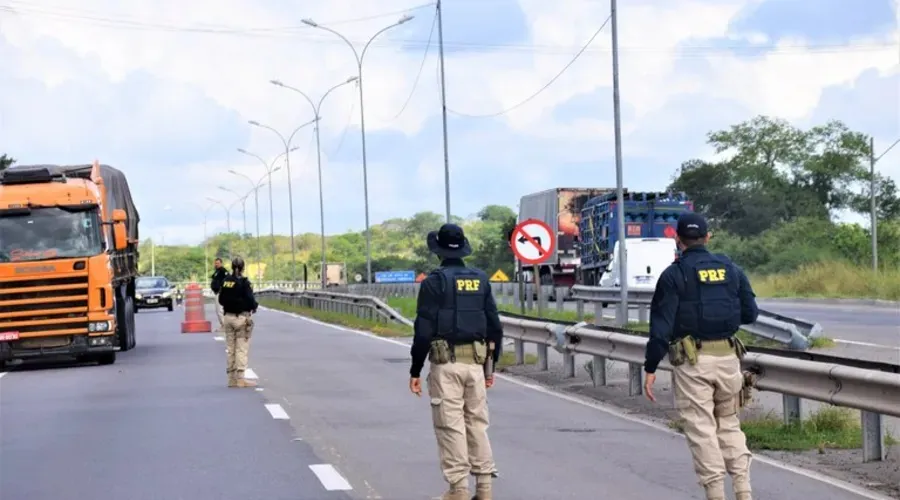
[0,154,14,171]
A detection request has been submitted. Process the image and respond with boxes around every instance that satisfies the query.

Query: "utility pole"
[869,136,877,272]
[610,0,628,326]
[437,0,452,223]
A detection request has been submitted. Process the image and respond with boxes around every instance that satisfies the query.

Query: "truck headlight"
[135,293,143,300]
[88,321,111,332]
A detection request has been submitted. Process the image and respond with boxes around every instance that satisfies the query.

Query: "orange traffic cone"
[181,283,212,333]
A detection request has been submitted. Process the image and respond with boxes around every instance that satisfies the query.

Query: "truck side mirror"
[111,209,128,250]
[112,209,127,223]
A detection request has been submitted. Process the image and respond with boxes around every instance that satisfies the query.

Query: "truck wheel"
[96,352,116,365]
[125,297,136,350]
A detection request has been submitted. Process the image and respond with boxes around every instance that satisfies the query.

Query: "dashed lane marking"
[214,336,224,341]
[259,305,894,500]
[264,403,289,420]
[309,464,353,491]
[0,372,6,380]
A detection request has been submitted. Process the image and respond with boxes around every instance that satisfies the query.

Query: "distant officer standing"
[409,223,503,500]
[218,256,259,388]
[210,258,229,332]
[643,213,759,500]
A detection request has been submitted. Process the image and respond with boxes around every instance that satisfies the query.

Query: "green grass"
[751,261,900,301]
[497,352,539,370]
[259,298,412,337]
[739,406,898,452]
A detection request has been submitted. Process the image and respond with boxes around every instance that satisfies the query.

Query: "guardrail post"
[615,302,627,327]
[512,284,521,309]
[591,355,607,386]
[861,411,885,462]
[637,304,648,323]
[537,285,546,317]
[782,395,801,425]
[592,303,603,326]
[514,339,525,365]
[564,352,575,378]
[526,284,534,310]
[555,288,565,313]
[537,344,548,371]
[628,363,642,396]
[576,300,585,321]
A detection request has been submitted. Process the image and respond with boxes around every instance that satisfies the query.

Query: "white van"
[598,238,678,289]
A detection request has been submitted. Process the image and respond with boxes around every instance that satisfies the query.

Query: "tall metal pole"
[301,15,414,285]
[314,118,327,289]
[203,217,208,280]
[254,188,261,282]
[151,239,155,276]
[610,0,628,325]
[268,179,275,283]
[436,0,451,223]
[870,136,877,272]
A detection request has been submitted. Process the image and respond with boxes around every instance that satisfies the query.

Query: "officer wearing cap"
[643,212,759,500]
[218,256,259,389]
[409,223,503,500]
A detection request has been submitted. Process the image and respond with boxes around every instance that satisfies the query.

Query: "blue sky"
[0,0,897,244]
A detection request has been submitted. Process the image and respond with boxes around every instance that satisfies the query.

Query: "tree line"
[5,115,899,281]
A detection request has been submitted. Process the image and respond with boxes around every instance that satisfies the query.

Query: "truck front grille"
[0,275,90,337]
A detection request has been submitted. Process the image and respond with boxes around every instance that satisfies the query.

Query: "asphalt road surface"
[0,308,354,500]
[1,307,892,500]
[245,307,889,500]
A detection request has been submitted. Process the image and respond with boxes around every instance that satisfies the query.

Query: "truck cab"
[0,163,139,366]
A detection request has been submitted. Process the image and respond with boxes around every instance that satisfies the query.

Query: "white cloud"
[1,0,897,245]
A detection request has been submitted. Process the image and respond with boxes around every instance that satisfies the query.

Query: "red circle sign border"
[510,218,555,265]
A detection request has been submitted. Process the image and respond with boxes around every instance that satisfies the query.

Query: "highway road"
[0,307,893,500]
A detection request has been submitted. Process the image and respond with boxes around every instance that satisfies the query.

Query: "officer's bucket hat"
[427,223,472,259]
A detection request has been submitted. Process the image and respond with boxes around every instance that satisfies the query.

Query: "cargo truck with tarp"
[578,190,693,286]
[517,187,614,289]
[0,161,140,366]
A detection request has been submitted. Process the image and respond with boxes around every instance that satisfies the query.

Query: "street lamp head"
[228,169,238,175]
[218,186,231,192]
[346,75,359,84]
[289,146,300,153]
[206,197,218,203]
[270,80,283,86]
[398,14,414,24]
[236,148,248,154]
[248,120,260,126]
[301,18,318,27]
[272,166,283,173]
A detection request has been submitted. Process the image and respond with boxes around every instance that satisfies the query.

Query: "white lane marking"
[213,336,224,341]
[264,403,290,420]
[309,464,353,491]
[245,368,258,379]
[0,372,6,380]
[260,306,892,500]
[834,338,896,349]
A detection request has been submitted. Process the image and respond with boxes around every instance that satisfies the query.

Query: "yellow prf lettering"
[455,278,481,292]
[222,281,235,288]
[698,269,726,282]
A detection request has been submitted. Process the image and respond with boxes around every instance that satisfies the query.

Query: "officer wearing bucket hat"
[643,212,759,500]
[409,223,503,500]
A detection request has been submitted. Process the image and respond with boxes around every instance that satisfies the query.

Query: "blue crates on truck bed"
[579,191,693,270]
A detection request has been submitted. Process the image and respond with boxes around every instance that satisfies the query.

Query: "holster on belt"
[680,336,699,365]
[429,339,452,364]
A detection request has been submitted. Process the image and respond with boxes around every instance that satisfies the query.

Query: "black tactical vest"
[674,251,742,339]
[433,266,488,345]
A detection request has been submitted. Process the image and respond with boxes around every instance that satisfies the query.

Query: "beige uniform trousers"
[673,342,753,500]
[215,294,225,329]
[427,345,496,488]
[223,312,253,379]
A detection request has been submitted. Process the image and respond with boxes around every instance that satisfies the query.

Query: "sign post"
[510,219,555,318]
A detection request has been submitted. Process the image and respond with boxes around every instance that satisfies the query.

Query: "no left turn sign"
[510,219,555,265]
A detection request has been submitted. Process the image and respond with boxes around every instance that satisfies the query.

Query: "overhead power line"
[447,15,612,118]
[0,3,893,56]
[381,3,439,121]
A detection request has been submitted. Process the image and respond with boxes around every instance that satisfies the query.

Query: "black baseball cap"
[677,212,708,239]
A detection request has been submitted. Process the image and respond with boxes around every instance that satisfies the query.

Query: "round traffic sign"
[354,274,363,282]
[510,218,555,265]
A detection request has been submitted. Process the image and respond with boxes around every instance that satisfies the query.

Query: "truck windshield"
[0,207,104,263]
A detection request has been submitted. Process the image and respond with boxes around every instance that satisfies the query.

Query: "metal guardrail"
[256,289,412,328]
[255,287,897,464]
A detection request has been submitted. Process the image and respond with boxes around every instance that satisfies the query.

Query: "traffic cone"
[181,282,212,333]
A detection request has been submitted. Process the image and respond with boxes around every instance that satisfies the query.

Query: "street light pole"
[270,76,359,290]
[302,14,415,284]
[236,148,295,284]
[229,169,279,284]
[206,197,234,257]
[186,201,214,279]
[436,0,451,222]
[869,137,900,272]
[248,119,317,285]
[219,186,249,236]
[610,0,628,326]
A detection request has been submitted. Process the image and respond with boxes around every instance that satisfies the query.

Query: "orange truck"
[0,161,140,367]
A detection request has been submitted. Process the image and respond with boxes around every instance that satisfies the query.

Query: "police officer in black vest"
[409,223,503,500]
[643,213,759,500]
